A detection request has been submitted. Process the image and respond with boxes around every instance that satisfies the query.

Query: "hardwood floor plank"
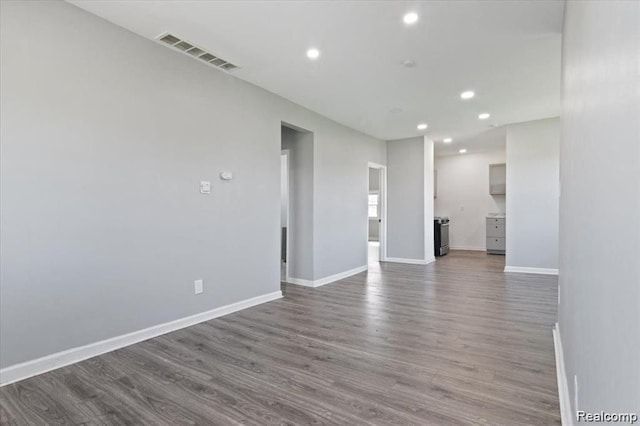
[0,249,560,425]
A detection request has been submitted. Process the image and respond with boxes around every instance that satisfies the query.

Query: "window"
[368,193,379,218]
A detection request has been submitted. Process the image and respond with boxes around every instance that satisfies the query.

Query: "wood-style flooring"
[1,249,560,425]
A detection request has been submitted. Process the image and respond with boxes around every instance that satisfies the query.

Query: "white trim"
[0,290,283,387]
[384,257,435,265]
[314,265,368,287]
[286,277,315,287]
[504,266,559,275]
[553,323,574,426]
[287,265,368,288]
[449,246,486,251]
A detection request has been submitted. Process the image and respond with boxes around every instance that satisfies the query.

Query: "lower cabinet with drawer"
[486,217,506,255]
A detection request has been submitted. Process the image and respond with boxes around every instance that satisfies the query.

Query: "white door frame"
[281,149,290,282]
[368,162,387,261]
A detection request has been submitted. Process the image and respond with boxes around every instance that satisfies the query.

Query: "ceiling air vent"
[156,33,239,73]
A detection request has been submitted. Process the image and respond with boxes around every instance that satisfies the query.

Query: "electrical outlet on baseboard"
[194,279,204,295]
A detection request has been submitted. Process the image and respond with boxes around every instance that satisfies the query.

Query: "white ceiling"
[436,126,506,157]
[68,0,563,144]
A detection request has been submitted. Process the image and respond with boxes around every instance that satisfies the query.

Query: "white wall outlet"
[200,181,211,194]
[194,279,204,294]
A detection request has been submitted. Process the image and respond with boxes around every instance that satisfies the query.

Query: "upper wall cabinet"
[489,163,506,195]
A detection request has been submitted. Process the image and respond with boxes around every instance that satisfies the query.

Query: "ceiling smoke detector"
[156,33,239,73]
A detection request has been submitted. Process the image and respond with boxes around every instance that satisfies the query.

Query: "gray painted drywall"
[386,137,434,262]
[387,138,425,260]
[559,0,639,414]
[0,0,386,368]
[369,168,380,191]
[505,118,560,270]
[424,139,435,262]
[281,127,314,281]
[368,168,380,241]
[280,154,288,228]
[312,126,386,279]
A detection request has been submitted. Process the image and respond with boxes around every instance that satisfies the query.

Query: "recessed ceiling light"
[460,91,475,100]
[459,149,467,154]
[478,113,490,120]
[306,48,320,60]
[403,12,419,25]
[417,123,428,130]
[443,138,452,143]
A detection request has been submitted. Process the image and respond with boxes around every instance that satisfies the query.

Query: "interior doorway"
[368,162,387,263]
[280,150,289,282]
[280,123,314,284]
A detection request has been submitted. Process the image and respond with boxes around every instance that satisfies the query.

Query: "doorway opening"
[368,162,387,264]
[280,123,314,284]
[280,150,289,282]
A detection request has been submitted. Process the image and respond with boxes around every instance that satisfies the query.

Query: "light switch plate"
[194,279,204,294]
[200,181,211,194]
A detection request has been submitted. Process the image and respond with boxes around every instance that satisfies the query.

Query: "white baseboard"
[553,323,574,426]
[384,257,435,265]
[314,265,368,287]
[0,290,283,387]
[287,265,368,288]
[450,246,486,251]
[286,277,315,287]
[504,266,559,275]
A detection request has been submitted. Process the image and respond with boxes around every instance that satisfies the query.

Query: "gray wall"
[505,118,560,270]
[424,139,435,262]
[559,0,639,414]
[280,154,288,227]
[281,126,314,280]
[0,0,385,368]
[312,126,386,278]
[386,137,434,262]
[369,168,380,191]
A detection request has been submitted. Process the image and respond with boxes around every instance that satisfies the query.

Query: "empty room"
[1,1,638,425]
